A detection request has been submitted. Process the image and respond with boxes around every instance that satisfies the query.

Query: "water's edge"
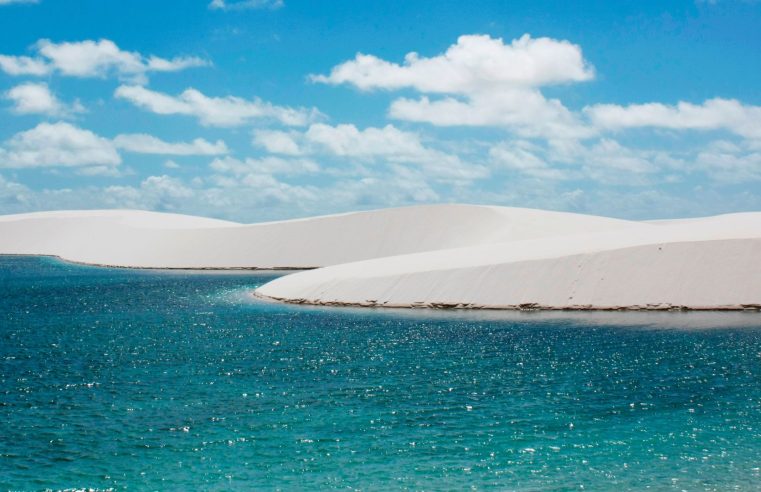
[253,291,761,312]
[0,253,317,271]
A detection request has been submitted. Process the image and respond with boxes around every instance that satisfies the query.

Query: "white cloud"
[390,90,593,139]
[103,175,194,211]
[75,165,125,177]
[113,134,229,155]
[580,139,660,180]
[145,56,209,72]
[487,137,689,186]
[0,122,120,169]
[5,82,84,117]
[205,155,321,217]
[0,39,209,82]
[207,167,318,208]
[208,160,441,214]
[696,141,761,183]
[115,85,319,127]
[0,0,38,5]
[252,130,302,155]
[313,34,594,138]
[0,173,250,217]
[312,34,593,93]
[164,160,181,169]
[0,55,49,75]
[0,174,32,210]
[209,0,283,10]
[210,156,319,176]
[253,123,488,181]
[489,141,568,180]
[305,123,433,159]
[585,98,761,140]
[255,123,428,160]
[140,175,194,198]
[326,165,440,207]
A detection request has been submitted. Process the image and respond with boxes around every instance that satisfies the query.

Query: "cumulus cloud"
[252,130,303,155]
[209,0,283,10]
[253,123,488,181]
[113,134,229,155]
[115,85,320,127]
[4,82,84,117]
[0,122,120,169]
[390,91,593,139]
[0,39,208,82]
[306,123,435,159]
[585,98,761,140]
[253,124,438,161]
[312,34,594,138]
[312,34,593,92]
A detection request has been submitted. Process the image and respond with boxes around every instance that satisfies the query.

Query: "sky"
[0,0,760,222]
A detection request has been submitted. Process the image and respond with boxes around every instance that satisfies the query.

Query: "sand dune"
[2,205,759,310]
[255,210,761,311]
[0,205,638,269]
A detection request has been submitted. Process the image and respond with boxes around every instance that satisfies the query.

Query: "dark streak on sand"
[253,292,761,312]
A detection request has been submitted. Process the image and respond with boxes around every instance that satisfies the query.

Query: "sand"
[0,205,639,269]
[1,205,759,310]
[254,209,761,311]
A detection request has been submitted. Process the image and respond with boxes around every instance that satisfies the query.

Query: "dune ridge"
[0,205,639,269]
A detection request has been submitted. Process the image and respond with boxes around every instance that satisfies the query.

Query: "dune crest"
[0,205,639,269]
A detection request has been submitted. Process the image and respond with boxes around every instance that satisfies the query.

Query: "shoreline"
[3,207,761,311]
[0,254,316,272]
[252,292,761,312]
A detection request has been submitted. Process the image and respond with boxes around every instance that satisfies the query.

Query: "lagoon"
[2,256,761,490]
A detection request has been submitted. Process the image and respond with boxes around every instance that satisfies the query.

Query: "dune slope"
[0,205,639,269]
[255,212,761,310]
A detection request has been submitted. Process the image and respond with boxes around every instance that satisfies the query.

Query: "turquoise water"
[2,257,761,490]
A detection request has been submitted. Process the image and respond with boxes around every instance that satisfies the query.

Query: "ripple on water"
[1,256,761,490]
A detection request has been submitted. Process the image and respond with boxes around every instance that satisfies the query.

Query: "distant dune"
[2,205,760,310]
[0,205,639,269]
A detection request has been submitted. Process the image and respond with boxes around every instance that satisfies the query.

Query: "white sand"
[0,205,637,269]
[2,205,759,310]
[255,210,761,310]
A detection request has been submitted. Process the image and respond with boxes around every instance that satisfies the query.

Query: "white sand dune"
[1,205,759,310]
[255,210,761,311]
[0,205,638,269]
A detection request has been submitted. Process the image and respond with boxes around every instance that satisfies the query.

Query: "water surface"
[2,256,761,490]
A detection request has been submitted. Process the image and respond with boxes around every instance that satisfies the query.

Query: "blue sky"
[0,0,760,221]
